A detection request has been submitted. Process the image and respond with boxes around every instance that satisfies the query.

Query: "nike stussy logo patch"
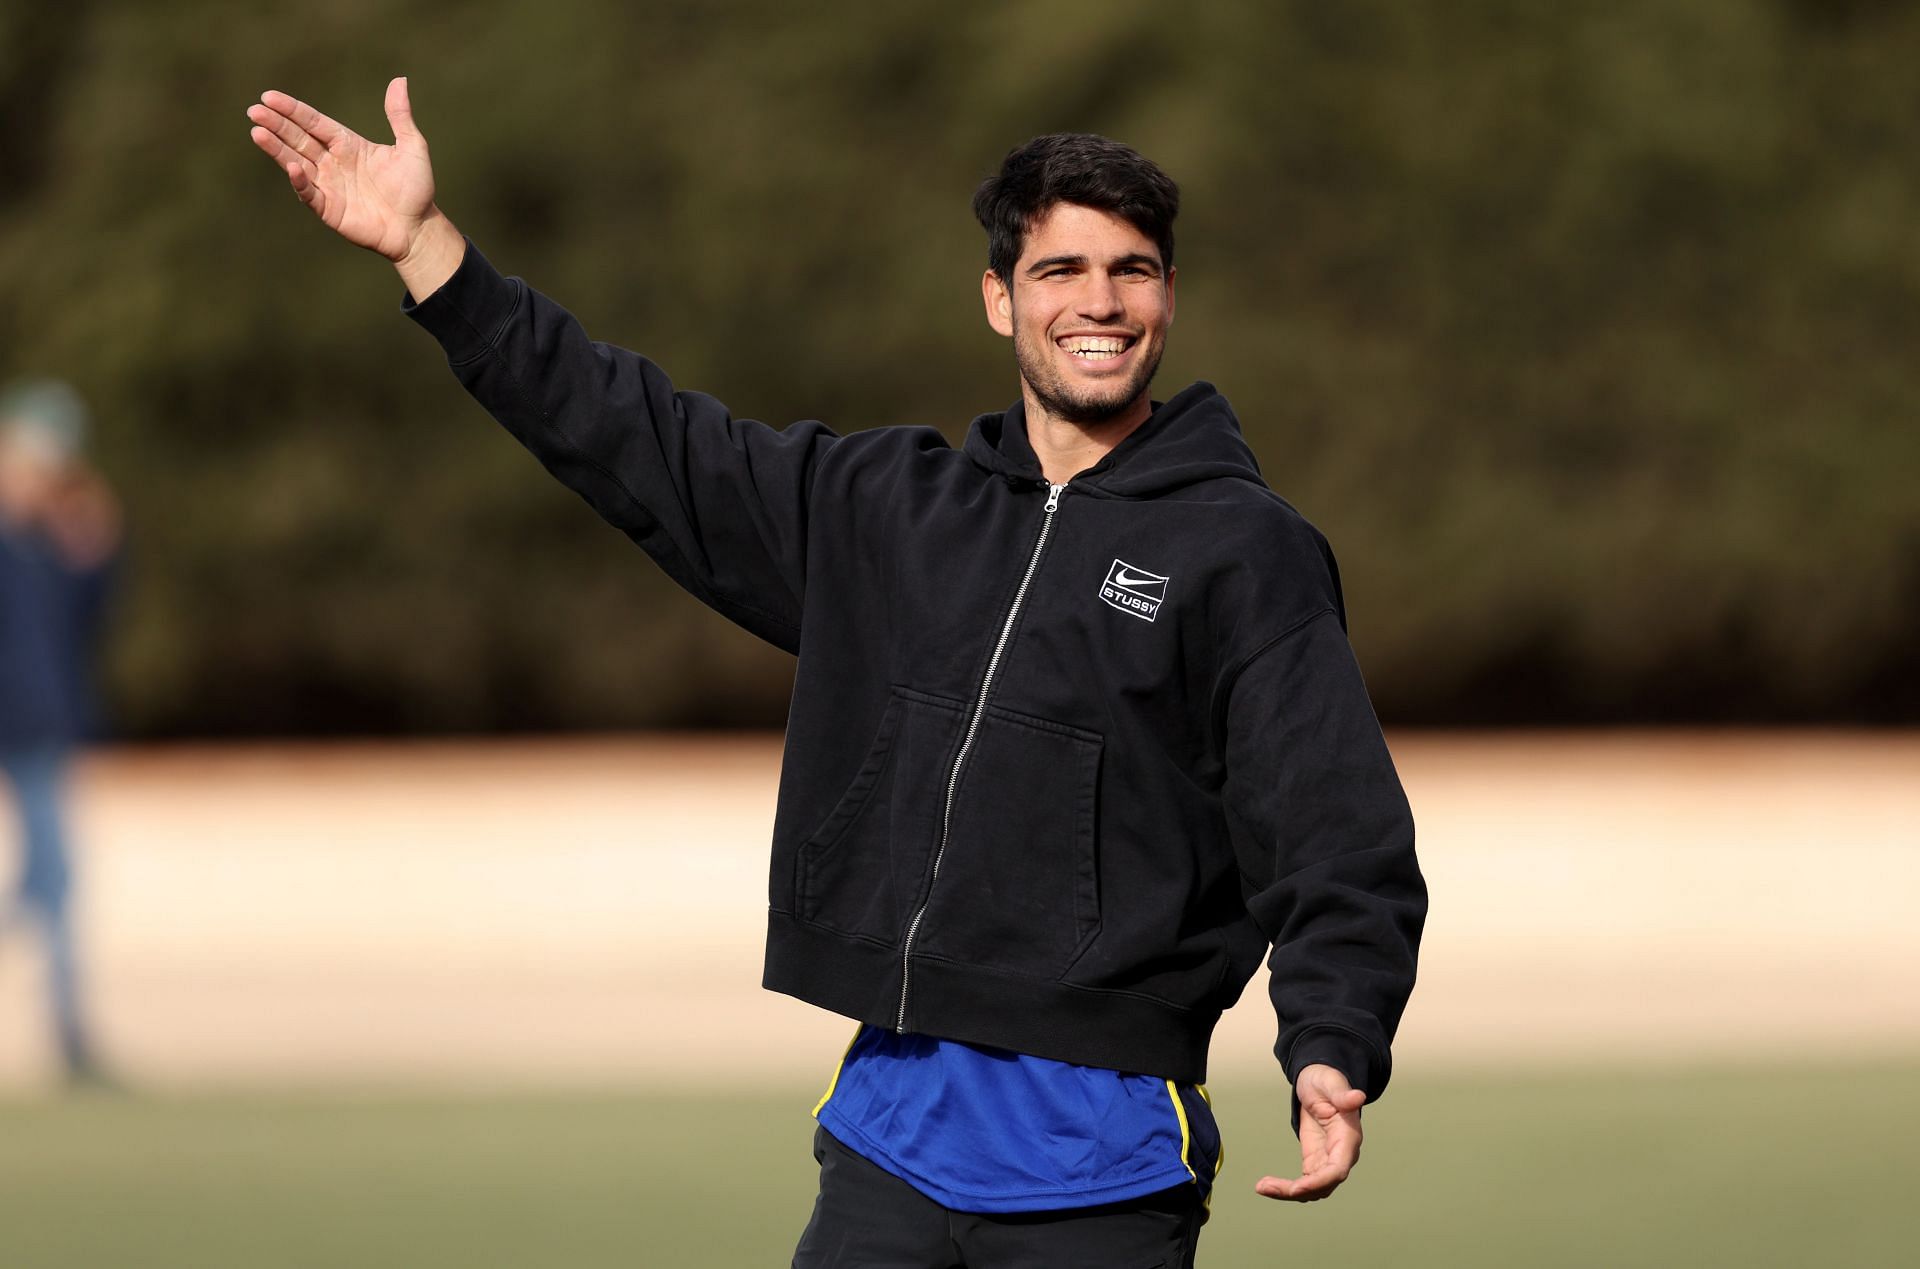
[1099,558,1170,622]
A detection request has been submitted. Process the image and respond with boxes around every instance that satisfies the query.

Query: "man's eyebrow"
[1024,254,1088,276]
[1023,252,1164,276]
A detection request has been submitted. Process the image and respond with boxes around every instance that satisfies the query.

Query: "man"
[0,379,120,1086]
[247,78,1427,1266]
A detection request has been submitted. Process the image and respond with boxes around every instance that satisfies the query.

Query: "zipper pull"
[1044,482,1064,513]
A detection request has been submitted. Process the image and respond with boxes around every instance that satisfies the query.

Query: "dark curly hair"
[972,133,1181,287]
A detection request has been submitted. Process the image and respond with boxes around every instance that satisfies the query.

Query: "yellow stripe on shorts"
[811,1023,865,1118]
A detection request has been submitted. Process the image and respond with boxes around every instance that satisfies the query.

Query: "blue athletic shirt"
[813,1024,1223,1214]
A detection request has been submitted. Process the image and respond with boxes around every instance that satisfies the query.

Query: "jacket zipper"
[895,478,1067,1033]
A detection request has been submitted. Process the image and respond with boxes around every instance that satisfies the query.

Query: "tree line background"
[2,0,1916,736]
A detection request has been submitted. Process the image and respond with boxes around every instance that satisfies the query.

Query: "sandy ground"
[1,731,1914,1091]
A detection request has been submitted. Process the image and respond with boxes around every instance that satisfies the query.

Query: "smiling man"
[248,81,1427,1268]
[988,196,1175,444]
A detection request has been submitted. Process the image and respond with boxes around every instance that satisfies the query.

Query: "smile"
[1057,334,1136,363]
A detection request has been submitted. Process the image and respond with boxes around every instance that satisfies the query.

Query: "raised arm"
[247,77,464,300]
[247,80,836,650]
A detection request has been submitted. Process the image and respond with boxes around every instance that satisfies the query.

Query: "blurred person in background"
[0,378,121,1087]
[250,79,1425,1266]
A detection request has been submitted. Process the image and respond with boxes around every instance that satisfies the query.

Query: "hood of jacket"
[962,380,1267,498]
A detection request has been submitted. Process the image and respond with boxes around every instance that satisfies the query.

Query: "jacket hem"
[764,910,1218,1083]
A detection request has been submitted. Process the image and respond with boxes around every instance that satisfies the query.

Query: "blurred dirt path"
[1,731,1914,1090]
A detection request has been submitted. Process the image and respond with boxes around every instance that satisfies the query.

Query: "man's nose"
[1075,273,1124,321]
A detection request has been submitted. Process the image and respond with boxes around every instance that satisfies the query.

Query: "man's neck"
[1019,384,1154,486]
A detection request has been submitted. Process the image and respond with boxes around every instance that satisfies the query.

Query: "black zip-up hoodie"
[405,241,1427,1115]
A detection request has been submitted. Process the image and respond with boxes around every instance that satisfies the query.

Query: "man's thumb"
[385,75,421,142]
[1304,1081,1366,1117]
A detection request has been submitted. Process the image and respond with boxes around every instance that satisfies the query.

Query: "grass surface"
[3,1063,1916,1267]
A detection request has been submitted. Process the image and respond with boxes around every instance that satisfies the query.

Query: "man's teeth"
[1062,337,1129,359]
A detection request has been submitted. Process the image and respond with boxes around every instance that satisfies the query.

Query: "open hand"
[1255,1063,1365,1202]
[247,77,438,262]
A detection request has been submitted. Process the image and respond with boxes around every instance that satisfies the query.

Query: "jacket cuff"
[1284,1027,1380,1094]
[1282,1026,1385,1137]
[400,237,522,364]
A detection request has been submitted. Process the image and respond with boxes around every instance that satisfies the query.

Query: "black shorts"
[791,1124,1207,1269]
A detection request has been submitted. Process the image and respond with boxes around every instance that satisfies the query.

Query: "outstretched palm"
[1256,1064,1366,1202]
[247,77,435,262]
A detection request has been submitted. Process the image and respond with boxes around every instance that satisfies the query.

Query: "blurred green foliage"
[2,0,1916,734]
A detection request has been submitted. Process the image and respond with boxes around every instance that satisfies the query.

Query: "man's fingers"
[268,157,325,214]
[249,126,317,186]
[260,90,345,146]
[246,112,321,176]
[286,161,323,210]
[384,76,422,143]
[1255,1165,1351,1202]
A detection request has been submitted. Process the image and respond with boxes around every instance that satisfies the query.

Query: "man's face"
[982,202,1176,426]
[0,433,59,522]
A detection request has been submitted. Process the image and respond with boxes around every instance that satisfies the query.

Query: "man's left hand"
[1255,1063,1364,1202]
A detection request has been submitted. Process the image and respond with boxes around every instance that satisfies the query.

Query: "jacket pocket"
[796,687,966,944]
[917,703,1104,979]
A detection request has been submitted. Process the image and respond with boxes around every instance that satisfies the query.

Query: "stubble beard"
[1012,324,1164,426]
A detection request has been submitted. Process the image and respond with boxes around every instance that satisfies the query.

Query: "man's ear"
[982,269,1014,337]
[1165,264,1176,327]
